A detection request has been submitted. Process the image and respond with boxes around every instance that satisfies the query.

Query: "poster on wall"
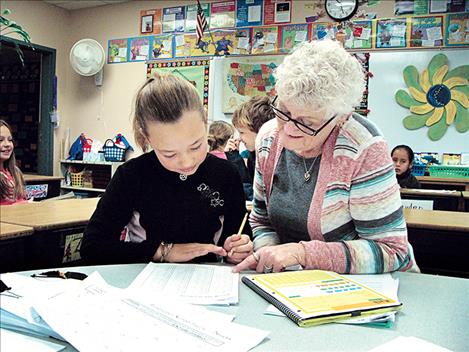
[140,9,162,35]
[311,22,347,45]
[374,18,407,48]
[185,3,210,32]
[146,60,210,109]
[108,39,128,63]
[163,6,185,33]
[210,1,236,29]
[129,37,150,62]
[445,13,469,46]
[251,26,280,54]
[280,24,308,53]
[222,55,285,113]
[175,30,241,58]
[151,34,173,59]
[236,0,263,27]
[429,0,467,13]
[344,21,373,49]
[264,0,292,25]
[394,0,428,15]
[408,16,443,48]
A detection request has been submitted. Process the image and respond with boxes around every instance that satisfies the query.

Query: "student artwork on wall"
[263,0,291,25]
[140,9,162,35]
[344,20,373,49]
[210,0,236,29]
[395,53,469,141]
[175,30,245,58]
[146,60,210,109]
[251,26,280,54]
[408,16,444,48]
[162,6,185,33]
[129,37,150,62]
[222,55,284,113]
[445,13,469,46]
[185,2,210,32]
[236,0,263,27]
[280,24,308,53]
[108,39,128,63]
[151,34,173,59]
[375,18,407,48]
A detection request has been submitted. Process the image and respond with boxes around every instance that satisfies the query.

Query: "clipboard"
[242,270,402,327]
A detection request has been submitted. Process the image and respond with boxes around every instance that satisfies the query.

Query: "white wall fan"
[69,39,105,86]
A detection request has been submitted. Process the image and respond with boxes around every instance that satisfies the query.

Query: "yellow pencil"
[230,212,249,257]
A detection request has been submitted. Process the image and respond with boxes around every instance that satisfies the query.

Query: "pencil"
[230,212,249,257]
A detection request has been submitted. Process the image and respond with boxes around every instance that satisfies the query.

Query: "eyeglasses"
[269,96,336,136]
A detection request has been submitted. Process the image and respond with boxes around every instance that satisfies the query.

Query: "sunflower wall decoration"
[395,53,469,141]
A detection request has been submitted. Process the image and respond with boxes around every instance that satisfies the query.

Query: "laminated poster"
[185,3,210,32]
[344,21,373,49]
[108,39,128,63]
[445,13,469,46]
[210,1,236,29]
[236,0,263,27]
[264,0,291,25]
[375,18,407,48]
[251,26,280,55]
[280,24,308,53]
[140,9,162,35]
[163,6,185,33]
[409,16,444,48]
[150,34,173,60]
[129,37,150,62]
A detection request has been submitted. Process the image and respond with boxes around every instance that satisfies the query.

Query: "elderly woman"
[235,40,419,274]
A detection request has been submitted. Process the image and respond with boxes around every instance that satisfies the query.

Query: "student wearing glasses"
[234,40,419,274]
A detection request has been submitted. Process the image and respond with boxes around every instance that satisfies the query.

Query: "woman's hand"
[223,234,253,264]
[233,243,306,273]
[152,243,227,263]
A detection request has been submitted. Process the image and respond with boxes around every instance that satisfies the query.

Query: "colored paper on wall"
[185,3,210,32]
[236,0,263,27]
[264,0,292,25]
[150,34,173,59]
[146,60,210,109]
[163,6,186,33]
[445,13,469,46]
[394,0,428,15]
[140,9,162,35]
[409,16,444,48]
[280,24,308,53]
[311,22,348,46]
[129,37,150,62]
[375,18,407,48]
[222,55,284,113]
[210,0,236,29]
[344,21,373,49]
[251,26,280,54]
[108,39,128,63]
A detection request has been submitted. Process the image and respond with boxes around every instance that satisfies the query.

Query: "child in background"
[208,120,253,200]
[81,74,252,265]
[232,96,276,182]
[0,120,27,205]
[391,145,421,189]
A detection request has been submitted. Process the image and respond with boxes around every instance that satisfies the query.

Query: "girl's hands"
[223,234,253,264]
[153,243,227,263]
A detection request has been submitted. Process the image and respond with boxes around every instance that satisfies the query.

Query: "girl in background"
[391,145,421,189]
[0,120,26,205]
[82,74,252,265]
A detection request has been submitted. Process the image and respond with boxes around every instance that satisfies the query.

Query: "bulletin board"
[368,49,469,153]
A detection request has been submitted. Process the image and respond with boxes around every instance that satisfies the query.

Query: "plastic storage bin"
[429,165,469,178]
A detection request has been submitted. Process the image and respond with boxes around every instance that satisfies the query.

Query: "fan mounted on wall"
[69,39,105,86]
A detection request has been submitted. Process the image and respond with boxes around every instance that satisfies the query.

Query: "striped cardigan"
[250,115,419,274]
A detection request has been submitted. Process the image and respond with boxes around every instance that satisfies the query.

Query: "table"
[416,176,469,191]
[24,174,63,200]
[13,264,469,351]
[400,188,463,211]
[0,222,34,240]
[463,191,469,212]
[0,198,99,272]
[0,222,34,273]
[404,208,469,278]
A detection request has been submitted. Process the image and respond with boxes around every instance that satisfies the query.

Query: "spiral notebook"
[242,270,402,327]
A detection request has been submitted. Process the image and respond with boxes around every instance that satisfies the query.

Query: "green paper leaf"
[2,9,11,16]
[403,113,431,130]
[428,54,448,85]
[454,101,469,133]
[403,66,422,92]
[427,110,448,141]
[445,65,469,81]
[395,90,421,108]
[453,85,469,97]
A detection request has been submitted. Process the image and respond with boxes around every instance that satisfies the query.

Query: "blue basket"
[411,164,426,176]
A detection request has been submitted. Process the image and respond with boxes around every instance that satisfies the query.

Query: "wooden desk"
[400,188,463,211]
[404,208,469,278]
[24,174,63,200]
[0,222,34,273]
[0,198,99,272]
[416,176,469,191]
[15,265,469,352]
[463,191,469,212]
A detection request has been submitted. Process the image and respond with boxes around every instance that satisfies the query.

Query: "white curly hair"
[274,40,366,116]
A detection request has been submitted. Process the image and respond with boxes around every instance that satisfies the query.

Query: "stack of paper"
[127,263,239,305]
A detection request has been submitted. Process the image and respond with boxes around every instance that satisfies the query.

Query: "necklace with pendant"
[179,174,187,181]
[302,156,319,183]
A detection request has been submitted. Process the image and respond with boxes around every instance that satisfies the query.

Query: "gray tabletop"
[16,264,469,351]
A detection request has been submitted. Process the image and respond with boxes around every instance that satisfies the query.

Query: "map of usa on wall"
[222,55,285,113]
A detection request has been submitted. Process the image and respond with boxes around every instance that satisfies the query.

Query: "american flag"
[196,0,207,45]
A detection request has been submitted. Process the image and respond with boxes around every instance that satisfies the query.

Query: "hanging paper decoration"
[395,53,469,141]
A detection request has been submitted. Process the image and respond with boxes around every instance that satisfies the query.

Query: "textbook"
[242,270,402,327]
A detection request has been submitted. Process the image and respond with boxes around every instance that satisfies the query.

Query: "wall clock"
[325,0,358,21]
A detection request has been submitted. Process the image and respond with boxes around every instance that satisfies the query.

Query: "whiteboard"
[368,49,469,154]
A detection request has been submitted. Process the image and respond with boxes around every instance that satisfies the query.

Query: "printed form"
[127,263,239,305]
